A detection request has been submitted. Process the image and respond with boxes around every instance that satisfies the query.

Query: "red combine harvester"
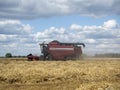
[39,40,85,60]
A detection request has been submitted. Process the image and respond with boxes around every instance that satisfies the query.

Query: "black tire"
[47,54,53,60]
[65,56,71,60]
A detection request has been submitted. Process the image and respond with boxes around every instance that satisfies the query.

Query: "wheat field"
[0,58,120,90]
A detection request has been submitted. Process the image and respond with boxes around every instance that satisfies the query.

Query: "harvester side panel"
[48,45,74,59]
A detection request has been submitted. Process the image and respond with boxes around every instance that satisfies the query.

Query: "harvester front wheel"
[47,54,53,60]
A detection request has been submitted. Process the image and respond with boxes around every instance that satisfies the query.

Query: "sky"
[0,0,120,56]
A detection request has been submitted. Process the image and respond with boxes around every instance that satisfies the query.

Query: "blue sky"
[23,15,120,32]
[0,0,120,56]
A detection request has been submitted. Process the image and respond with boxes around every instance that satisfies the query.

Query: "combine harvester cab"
[40,40,85,60]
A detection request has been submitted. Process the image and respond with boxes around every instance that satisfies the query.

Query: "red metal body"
[27,54,39,61]
[40,40,85,60]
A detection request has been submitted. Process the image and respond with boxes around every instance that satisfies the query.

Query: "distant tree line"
[95,53,120,58]
[3,53,120,58]
[5,53,26,58]
[12,56,26,58]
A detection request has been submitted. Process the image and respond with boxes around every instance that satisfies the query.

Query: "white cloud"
[34,27,66,42]
[0,19,120,56]
[103,19,117,28]
[0,20,37,56]
[0,34,7,41]
[0,20,33,35]
[0,20,20,25]
[85,39,96,44]
[70,24,82,31]
[34,19,120,55]
[0,0,120,19]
